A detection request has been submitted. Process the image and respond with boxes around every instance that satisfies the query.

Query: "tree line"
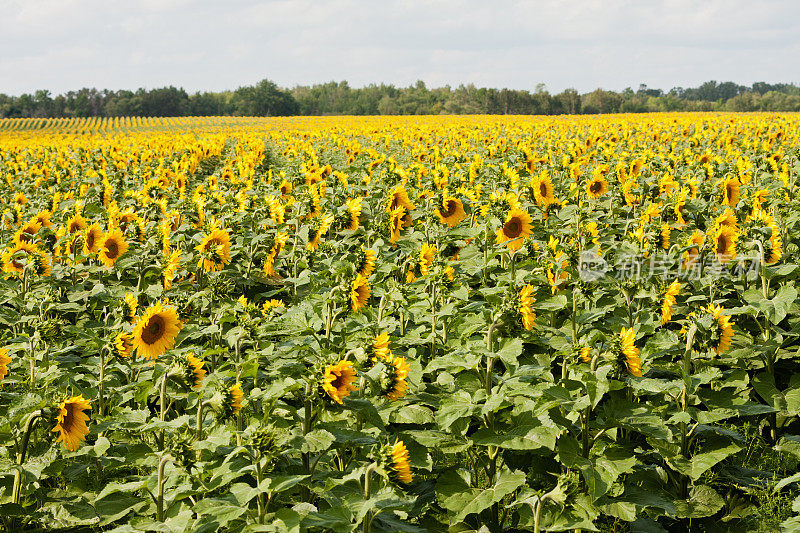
[2,79,799,118]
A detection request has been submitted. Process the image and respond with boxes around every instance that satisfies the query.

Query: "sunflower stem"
[156,454,171,522]
[158,373,169,451]
[12,410,42,505]
[255,450,266,523]
[301,381,313,502]
[430,279,437,360]
[98,346,106,417]
[362,462,379,533]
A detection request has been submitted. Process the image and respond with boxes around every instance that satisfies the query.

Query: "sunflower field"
[1,113,800,532]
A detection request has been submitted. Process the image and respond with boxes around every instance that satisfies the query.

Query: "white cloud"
[1,0,798,95]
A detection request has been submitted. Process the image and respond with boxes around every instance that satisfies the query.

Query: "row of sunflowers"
[1,113,799,531]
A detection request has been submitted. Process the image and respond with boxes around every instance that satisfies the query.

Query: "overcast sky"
[2,0,798,96]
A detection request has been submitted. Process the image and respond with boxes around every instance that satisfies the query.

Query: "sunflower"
[346,197,362,230]
[383,355,410,401]
[767,224,783,264]
[321,360,358,404]
[263,231,288,277]
[387,183,415,214]
[620,327,642,377]
[357,248,377,278]
[712,224,737,263]
[660,280,681,325]
[67,213,87,235]
[496,207,533,251]
[0,347,11,380]
[97,229,128,268]
[682,231,705,267]
[183,353,206,388]
[372,332,391,362]
[52,395,91,452]
[163,250,181,289]
[386,439,413,484]
[722,177,740,207]
[659,223,670,250]
[279,179,293,196]
[579,346,591,363]
[113,332,133,358]
[307,214,334,251]
[586,175,609,199]
[708,304,734,354]
[674,188,688,225]
[419,243,436,276]
[436,195,467,227]
[196,227,231,272]
[132,302,182,360]
[388,206,406,243]
[350,274,371,313]
[532,172,557,207]
[2,241,43,276]
[519,284,536,330]
[83,223,103,255]
[221,382,244,419]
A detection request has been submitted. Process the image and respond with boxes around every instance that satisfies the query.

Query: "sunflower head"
[381,355,410,401]
[218,382,244,420]
[586,175,609,199]
[436,195,467,227]
[383,439,413,485]
[618,327,642,377]
[518,284,536,330]
[0,348,11,380]
[321,360,358,405]
[495,207,533,251]
[132,303,182,360]
[350,274,371,313]
[195,227,232,272]
[52,395,92,452]
[180,352,206,389]
[113,332,133,359]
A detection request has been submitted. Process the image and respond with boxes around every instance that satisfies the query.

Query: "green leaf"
[436,468,526,522]
[301,429,335,453]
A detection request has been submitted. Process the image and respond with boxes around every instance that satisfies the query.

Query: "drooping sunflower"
[132,303,182,360]
[383,355,410,401]
[196,227,231,272]
[66,213,87,235]
[519,284,536,330]
[620,327,642,377]
[496,207,533,251]
[2,241,45,276]
[97,229,128,268]
[350,274,371,313]
[708,304,734,354]
[659,223,671,250]
[586,175,609,199]
[113,332,133,358]
[52,395,91,452]
[712,224,737,263]
[419,243,436,276]
[356,248,377,278]
[385,439,413,484]
[660,280,681,326]
[0,347,11,380]
[682,231,705,267]
[183,353,206,388]
[321,360,358,404]
[435,195,467,227]
[372,332,391,362]
[163,250,181,290]
[263,231,289,278]
[83,223,103,255]
[387,183,415,214]
[722,177,740,207]
[579,346,591,363]
[221,382,244,419]
[346,197,363,231]
[388,206,406,243]
[307,214,334,251]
